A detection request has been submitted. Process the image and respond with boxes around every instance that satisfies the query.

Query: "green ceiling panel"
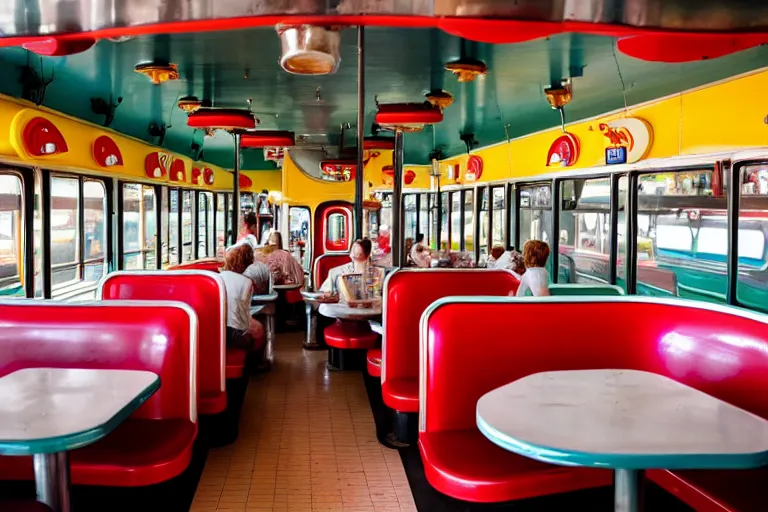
[0,27,765,169]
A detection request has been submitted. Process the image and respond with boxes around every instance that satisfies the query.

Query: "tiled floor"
[190,332,417,512]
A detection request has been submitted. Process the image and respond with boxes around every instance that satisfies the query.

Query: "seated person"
[226,212,260,252]
[515,240,551,297]
[319,238,385,298]
[220,245,265,349]
[256,231,305,287]
[486,244,506,268]
[244,259,271,295]
[410,233,431,268]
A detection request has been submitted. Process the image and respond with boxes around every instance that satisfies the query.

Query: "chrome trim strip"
[99,269,226,395]
[0,298,199,423]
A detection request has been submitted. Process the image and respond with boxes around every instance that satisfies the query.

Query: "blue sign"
[606,146,628,165]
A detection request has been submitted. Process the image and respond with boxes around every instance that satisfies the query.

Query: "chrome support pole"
[34,452,70,512]
[391,130,404,267]
[232,132,242,245]
[354,25,365,239]
[303,304,321,349]
[614,469,644,512]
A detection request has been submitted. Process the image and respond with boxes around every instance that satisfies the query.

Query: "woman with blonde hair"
[255,231,305,286]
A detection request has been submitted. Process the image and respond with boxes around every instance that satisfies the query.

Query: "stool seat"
[367,348,382,377]
[325,321,378,350]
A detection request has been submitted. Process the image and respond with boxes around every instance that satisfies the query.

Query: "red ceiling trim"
[375,103,443,126]
[240,131,295,148]
[617,34,767,63]
[187,109,256,130]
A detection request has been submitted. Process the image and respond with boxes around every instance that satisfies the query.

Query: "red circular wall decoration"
[191,167,202,185]
[546,133,580,167]
[169,159,186,182]
[465,155,483,182]
[145,152,171,178]
[92,135,123,167]
[239,174,253,188]
[22,117,68,157]
[203,168,215,185]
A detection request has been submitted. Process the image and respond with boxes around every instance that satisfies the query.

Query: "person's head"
[491,245,505,260]
[350,238,373,263]
[260,244,278,256]
[522,240,550,268]
[268,230,283,249]
[416,233,425,244]
[243,212,258,235]
[224,244,254,274]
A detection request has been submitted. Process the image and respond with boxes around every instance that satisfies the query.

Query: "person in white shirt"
[226,212,260,253]
[410,233,431,268]
[515,240,551,297]
[319,239,384,296]
[219,245,265,349]
[486,245,505,269]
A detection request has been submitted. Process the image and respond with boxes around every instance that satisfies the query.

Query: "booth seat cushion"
[226,348,247,379]
[0,419,196,487]
[419,430,611,503]
[381,378,418,412]
[313,254,351,290]
[325,322,378,350]
[367,348,382,377]
[648,468,768,512]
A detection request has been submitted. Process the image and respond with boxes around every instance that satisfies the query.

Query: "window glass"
[404,195,417,244]
[0,174,23,297]
[326,212,348,251]
[465,190,476,259]
[168,189,179,265]
[51,176,79,286]
[636,169,723,301]
[34,172,42,297]
[122,184,155,270]
[143,186,156,269]
[83,180,106,282]
[161,187,169,266]
[559,178,611,284]
[440,192,448,251]
[182,190,193,262]
[449,192,461,251]
[491,186,506,250]
[289,206,311,270]
[198,192,210,258]
[519,184,553,273]
[418,193,430,247]
[226,193,234,245]
[216,193,227,257]
[737,163,768,311]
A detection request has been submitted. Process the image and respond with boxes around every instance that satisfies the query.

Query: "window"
[289,206,311,271]
[198,192,213,258]
[83,180,106,282]
[636,169,724,301]
[491,186,506,250]
[737,162,768,311]
[559,178,611,284]
[0,173,23,297]
[419,193,431,247]
[465,190,475,259]
[326,210,349,252]
[122,183,156,270]
[182,190,193,262]
[51,176,79,286]
[216,193,227,257]
[404,195,417,244]
[449,192,461,251]
[519,184,553,272]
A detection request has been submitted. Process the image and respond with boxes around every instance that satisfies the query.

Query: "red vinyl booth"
[419,296,768,506]
[367,348,382,377]
[167,258,223,273]
[312,253,351,291]
[0,300,198,487]
[381,269,519,414]
[99,270,230,414]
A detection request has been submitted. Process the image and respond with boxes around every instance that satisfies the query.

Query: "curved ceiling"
[0,26,765,169]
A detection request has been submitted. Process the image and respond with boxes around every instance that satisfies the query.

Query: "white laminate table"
[476,369,768,512]
[318,302,382,321]
[0,368,160,512]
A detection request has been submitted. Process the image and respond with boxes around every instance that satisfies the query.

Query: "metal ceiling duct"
[276,24,341,75]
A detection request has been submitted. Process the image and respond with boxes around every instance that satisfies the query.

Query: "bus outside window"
[737,162,768,312]
[0,173,23,297]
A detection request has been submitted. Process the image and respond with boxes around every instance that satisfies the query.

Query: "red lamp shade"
[92,135,123,167]
[203,168,215,186]
[239,174,253,188]
[169,159,186,182]
[320,160,356,182]
[363,136,395,150]
[187,109,257,130]
[617,34,766,63]
[22,117,68,157]
[145,152,171,178]
[22,36,96,56]
[375,103,443,128]
[240,131,295,148]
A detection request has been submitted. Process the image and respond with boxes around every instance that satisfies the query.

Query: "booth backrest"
[167,258,223,273]
[420,296,768,433]
[383,269,519,385]
[313,253,351,290]
[0,300,197,422]
[99,271,225,402]
[539,284,625,296]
